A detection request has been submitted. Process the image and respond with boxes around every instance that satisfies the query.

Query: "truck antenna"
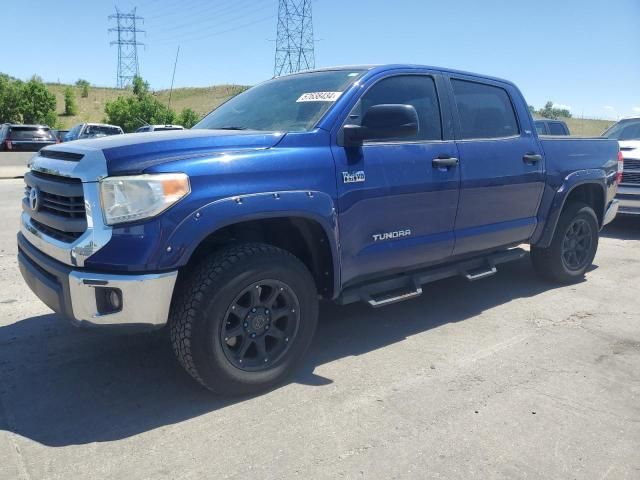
[167,46,180,123]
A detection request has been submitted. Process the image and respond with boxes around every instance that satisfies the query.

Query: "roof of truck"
[281,64,516,87]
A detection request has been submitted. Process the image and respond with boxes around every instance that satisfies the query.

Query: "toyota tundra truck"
[17,65,621,394]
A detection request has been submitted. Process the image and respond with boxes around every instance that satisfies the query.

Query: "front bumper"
[18,233,177,330]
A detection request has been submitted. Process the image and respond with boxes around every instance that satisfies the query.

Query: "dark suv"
[0,124,57,152]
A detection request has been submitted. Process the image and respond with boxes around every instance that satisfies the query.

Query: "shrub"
[64,86,78,116]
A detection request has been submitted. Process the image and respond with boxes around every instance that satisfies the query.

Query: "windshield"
[9,126,54,140]
[603,119,640,140]
[193,70,365,132]
[81,125,122,138]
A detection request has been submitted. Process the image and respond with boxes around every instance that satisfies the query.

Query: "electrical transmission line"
[273,0,315,77]
[109,7,145,88]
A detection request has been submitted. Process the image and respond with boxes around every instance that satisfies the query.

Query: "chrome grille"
[23,171,87,243]
[622,158,640,170]
[621,171,640,185]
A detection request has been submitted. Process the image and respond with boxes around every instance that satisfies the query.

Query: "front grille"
[25,185,85,219]
[23,171,87,243]
[622,158,640,170]
[621,172,640,185]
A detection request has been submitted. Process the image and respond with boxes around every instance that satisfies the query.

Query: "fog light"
[95,287,123,315]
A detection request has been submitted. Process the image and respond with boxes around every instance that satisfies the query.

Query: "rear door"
[445,75,544,255]
[331,72,460,285]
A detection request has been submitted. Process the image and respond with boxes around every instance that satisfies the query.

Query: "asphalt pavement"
[0,178,638,479]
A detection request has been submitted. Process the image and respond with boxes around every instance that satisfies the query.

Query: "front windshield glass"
[603,119,640,140]
[193,70,365,132]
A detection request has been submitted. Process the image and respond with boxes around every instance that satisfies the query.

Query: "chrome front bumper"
[18,233,177,330]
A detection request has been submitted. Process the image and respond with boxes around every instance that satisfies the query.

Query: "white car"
[135,124,185,133]
[603,117,640,216]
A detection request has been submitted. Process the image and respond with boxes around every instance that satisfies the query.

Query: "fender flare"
[159,190,341,295]
[532,169,607,248]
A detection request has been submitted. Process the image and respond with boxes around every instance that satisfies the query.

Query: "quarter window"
[548,122,567,135]
[451,79,519,139]
[348,75,442,142]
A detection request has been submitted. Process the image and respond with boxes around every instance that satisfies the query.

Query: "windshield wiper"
[215,126,248,130]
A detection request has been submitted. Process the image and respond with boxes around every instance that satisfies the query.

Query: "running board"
[337,248,526,308]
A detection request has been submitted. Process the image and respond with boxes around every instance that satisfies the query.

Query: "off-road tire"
[169,243,318,395]
[531,202,599,283]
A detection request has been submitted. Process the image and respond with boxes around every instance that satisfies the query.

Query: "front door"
[331,73,461,286]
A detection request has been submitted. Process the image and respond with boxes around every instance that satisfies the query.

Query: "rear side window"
[8,126,54,140]
[348,75,442,142]
[548,122,568,135]
[451,79,519,139]
[534,122,547,135]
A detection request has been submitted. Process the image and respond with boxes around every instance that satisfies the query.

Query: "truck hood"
[50,129,286,176]
[618,140,640,160]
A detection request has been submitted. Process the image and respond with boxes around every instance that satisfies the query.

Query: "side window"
[68,125,81,138]
[451,79,519,139]
[548,122,566,135]
[348,75,442,142]
[534,122,547,135]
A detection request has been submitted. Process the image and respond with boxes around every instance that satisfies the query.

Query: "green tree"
[21,76,57,126]
[76,79,90,98]
[105,76,176,132]
[177,107,199,128]
[132,76,149,98]
[0,74,24,123]
[63,86,78,116]
[538,101,572,119]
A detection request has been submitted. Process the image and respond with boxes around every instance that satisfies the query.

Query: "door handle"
[432,157,459,168]
[523,153,542,164]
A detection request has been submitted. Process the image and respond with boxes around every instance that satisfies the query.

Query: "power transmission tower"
[273,0,315,77]
[109,7,145,88]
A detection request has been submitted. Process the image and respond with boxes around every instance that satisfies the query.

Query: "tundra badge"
[372,229,412,242]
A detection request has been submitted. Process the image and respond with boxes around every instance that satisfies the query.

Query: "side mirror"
[343,104,419,147]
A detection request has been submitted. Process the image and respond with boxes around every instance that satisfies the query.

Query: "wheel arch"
[533,173,606,248]
[163,191,341,299]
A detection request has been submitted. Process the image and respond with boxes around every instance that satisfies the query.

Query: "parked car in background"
[52,130,69,142]
[64,123,123,142]
[135,124,185,132]
[0,124,57,151]
[603,117,640,215]
[534,119,570,135]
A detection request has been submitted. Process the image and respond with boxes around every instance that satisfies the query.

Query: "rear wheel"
[531,202,599,283]
[169,243,318,395]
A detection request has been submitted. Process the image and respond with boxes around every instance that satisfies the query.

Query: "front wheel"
[531,202,599,283]
[169,243,319,395]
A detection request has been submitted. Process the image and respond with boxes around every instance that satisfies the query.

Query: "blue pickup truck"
[17,65,621,394]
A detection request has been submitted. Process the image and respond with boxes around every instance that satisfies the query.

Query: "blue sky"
[4,0,639,118]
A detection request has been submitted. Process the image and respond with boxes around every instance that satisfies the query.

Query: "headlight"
[100,173,190,225]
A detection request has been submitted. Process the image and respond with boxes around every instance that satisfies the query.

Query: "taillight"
[616,150,624,184]
[3,140,11,150]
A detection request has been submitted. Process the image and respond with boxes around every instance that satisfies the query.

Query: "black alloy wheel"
[220,280,300,371]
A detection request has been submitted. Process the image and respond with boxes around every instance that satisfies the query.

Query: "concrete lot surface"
[0,153,31,179]
[0,178,638,479]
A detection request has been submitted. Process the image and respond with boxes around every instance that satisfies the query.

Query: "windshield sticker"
[296,91,342,102]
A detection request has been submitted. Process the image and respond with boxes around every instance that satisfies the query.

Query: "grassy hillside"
[531,114,614,137]
[47,83,247,129]
[47,82,616,136]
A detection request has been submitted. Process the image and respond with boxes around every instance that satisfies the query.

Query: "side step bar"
[338,248,526,308]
